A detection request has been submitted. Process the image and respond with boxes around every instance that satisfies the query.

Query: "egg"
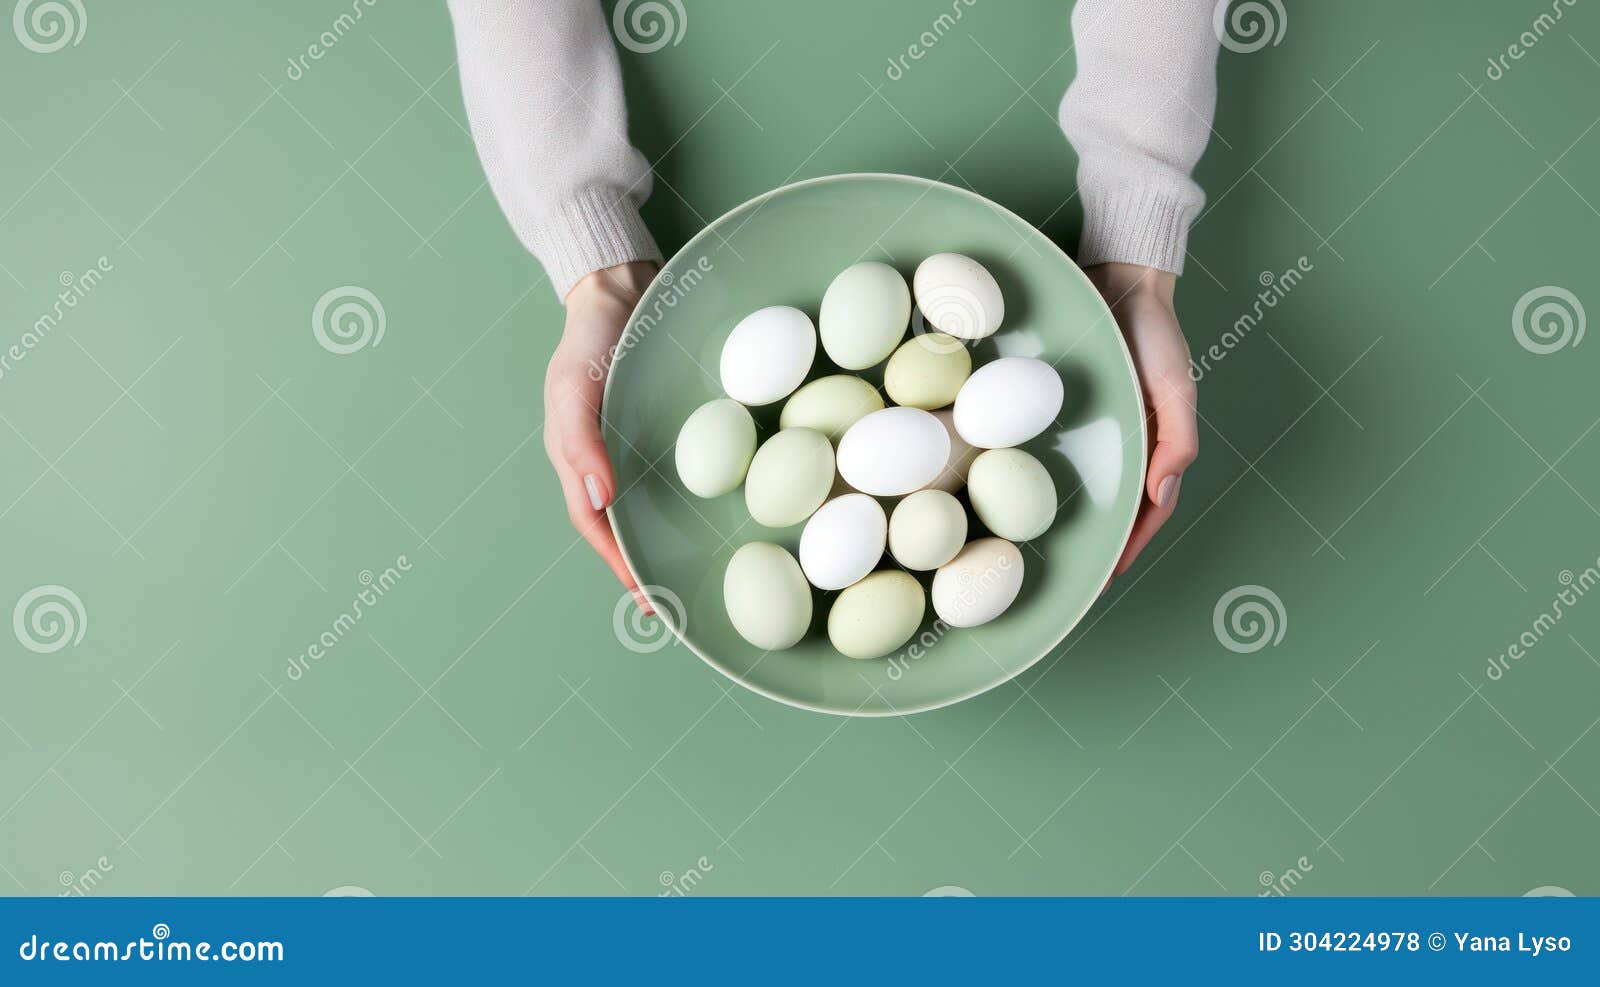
[724,542,812,650]
[912,253,1004,340]
[888,489,968,571]
[719,305,816,405]
[967,448,1057,541]
[778,374,885,442]
[744,428,835,527]
[799,493,887,591]
[923,408,980,494]
[836,407,950,496]
[819,262,911,370]
[674,398,756,498]
[953,357,1064,448]
[882,333,971,410]
[828,570,926,660]
[931,537,1024,628]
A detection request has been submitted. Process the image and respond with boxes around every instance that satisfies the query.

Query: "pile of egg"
[674,253,1064,660]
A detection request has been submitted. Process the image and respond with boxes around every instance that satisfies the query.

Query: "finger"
[549,376,620,513]
[1113,478,1180,578]
[1145,376,1199,508]
[552,460,649,611]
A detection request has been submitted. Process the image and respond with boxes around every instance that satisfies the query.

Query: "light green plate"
[604,174,1145,716]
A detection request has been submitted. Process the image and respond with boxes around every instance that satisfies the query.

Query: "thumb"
[1146,375,1199,508]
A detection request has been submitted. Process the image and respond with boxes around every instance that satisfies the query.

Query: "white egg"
[724,542,812,651]
[923,408,980,494]
[912,253,1004,340]
[953,357,1064,448]
[836,407,950,496]
[967,448,1057,541]
[719,305,816,406]
[799,494,887,591]
[889,489,967,571]
[675,398,756,498]
[931,537,1024,628]
[819,262,911,370]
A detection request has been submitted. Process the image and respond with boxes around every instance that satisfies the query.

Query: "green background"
[2,0,1597,896]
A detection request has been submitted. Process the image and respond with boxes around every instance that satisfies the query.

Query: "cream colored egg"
[744,428,834,528]
[724,542,812,651]
[778,375,885,443]
[883,333,972,410]
[888,490,967,571]
[931,538,1024,628]
[912,253,1004,340]
[967,448,1057,541]
[828,570,926,660]
[819,262,911,370]
[675,398,756,498]
[923,408,980,494]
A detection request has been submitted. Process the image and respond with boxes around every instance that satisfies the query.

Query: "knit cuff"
[1076,180,1201,276]
[526,186,663,301]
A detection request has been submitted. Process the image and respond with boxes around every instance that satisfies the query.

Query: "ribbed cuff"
[1076,181,1201,276]
[526,186,663,301]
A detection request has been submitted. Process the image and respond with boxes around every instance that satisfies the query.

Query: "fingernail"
[1156,474,1179,508]
[584,474,606,511]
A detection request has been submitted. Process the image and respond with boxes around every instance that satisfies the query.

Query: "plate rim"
[604,171,1148,717]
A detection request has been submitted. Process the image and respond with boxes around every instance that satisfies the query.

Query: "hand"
[545,261,658,611]
[1084,262,1199,579]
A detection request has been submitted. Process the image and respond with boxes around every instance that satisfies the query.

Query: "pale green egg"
[778,375,885,442]
[675,398,757,498]
[967,448,1057,541]
[724,542,812,651]
[827,570,926,660]
[819,262,911,370]
[744,427,835,527]
[888,489,967,571]
[882,333,971,410]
